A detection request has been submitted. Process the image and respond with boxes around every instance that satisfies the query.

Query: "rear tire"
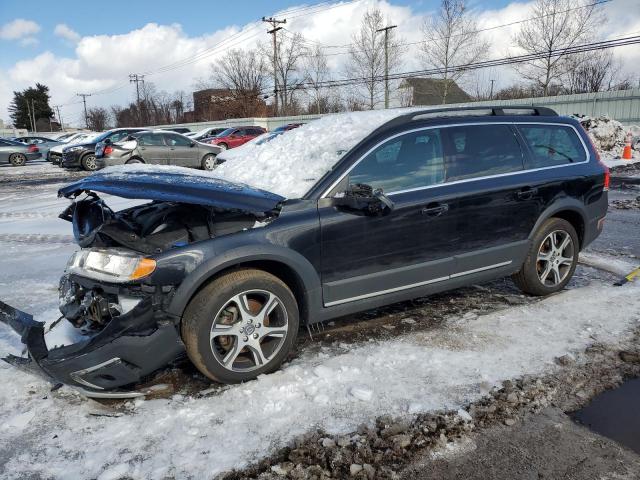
[218,142,228,150]
[181,269,299,384]
[9,153,26,166]
[81,154,97,171]
[126,158,143,164]
[512,217,579,296]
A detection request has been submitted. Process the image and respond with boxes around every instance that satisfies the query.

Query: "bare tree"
[564,50,622,94]
[420,0,489,104]
[260,32,307,115]
[513,0,603,95]
[86,107,109,131]
[345,9,401,110]
[302,45,331,114]
[214,48,267,118]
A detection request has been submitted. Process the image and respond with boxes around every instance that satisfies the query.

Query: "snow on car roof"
[211,109,417,198]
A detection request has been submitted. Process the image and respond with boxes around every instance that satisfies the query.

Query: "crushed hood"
[58,168,285,213]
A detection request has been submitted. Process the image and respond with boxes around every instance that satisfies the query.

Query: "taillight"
[27,145,38,153]
[104,145,113,155]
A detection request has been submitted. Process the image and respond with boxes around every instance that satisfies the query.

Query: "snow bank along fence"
[149,87,640,132]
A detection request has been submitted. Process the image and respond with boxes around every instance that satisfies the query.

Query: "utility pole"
[77,93,91,129]
[31,99,37,132]
[376,25,397,109]
[262,16,286,117]
[129,73,145,124]
[54,105,64,131]
[489,79,495,100]
[25,99,34,132]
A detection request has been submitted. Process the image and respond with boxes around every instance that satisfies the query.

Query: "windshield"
[216,128,235,137]
[210,109,417,198]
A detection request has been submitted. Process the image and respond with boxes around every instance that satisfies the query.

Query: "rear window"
[517,125,586,167]
[443,124,524,182]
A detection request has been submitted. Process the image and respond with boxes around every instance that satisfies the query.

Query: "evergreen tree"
[8,83,54,130]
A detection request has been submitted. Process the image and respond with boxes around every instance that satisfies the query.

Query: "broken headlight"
[67,249,156,283]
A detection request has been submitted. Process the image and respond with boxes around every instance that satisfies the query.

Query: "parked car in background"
[0,138,41,166]
[13,136,63,157]
[272,123,304,132]
[61,128,148,171]
[206,126,266,150]
[161,127,191,134]
[96,131,222,170]
[48,133,98,165]
[186,127,227,141]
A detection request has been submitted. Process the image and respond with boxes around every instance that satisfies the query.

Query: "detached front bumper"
[0,294,184,397]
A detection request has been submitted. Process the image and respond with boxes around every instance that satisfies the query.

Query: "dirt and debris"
[217,330,640,479]
[611,196,640,210]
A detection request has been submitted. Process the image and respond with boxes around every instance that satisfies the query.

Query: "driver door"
[165,133,199,166]
[318,128,456,306]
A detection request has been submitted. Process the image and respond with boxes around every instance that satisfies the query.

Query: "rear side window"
[348,129,445,193]
[517,125,586,167]
[138,133,165,146]
[443,124,524,182]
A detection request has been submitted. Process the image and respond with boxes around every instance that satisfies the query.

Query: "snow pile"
[1,270,640,478]
[573,115,629,152]
[210,109,416,198]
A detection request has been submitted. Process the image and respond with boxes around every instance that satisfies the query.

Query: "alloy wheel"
[536,230,575,286]
[9,153,26,166]
[203,155,217,171]
[83,155,97,171]
[210,289,289,372]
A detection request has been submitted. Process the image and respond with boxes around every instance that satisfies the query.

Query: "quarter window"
[443,124,524,182]
[348,129,445,193]
[517,125,586,167]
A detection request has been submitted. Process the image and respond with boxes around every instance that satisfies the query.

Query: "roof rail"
[410,105,557,120]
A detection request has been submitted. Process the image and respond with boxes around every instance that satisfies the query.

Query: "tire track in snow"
[0,233,75,245]
[0,212,59,219]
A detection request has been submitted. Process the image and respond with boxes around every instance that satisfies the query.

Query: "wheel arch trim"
[529,199,587,248]
[167,244,322,325]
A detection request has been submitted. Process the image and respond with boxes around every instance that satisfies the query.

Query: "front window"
[164,133,191,147]
[348,129,445,193]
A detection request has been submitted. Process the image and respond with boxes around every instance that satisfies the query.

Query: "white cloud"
[1,0,638,126]
[0,18,40,40]
[19,37,38,47]
[54,23,81,43]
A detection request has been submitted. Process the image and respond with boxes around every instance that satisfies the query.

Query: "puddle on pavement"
[570,377,640,455]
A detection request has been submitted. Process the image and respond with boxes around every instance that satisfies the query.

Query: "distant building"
[399,78,471,106]
[193,88,267,121]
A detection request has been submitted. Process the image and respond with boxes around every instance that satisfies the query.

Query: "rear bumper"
[582,190,609,249]
[0,296,184,396]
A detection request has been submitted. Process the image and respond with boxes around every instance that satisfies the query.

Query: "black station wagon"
[0,106,609,396]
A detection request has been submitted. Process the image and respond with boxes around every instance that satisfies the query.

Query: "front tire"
[181,269,299,384]
[512,218,579,296]
[218,142,228,150]
[9,153,26,166]
[126,158,143,164]
[81,154,97,171]
[201,154,218,171]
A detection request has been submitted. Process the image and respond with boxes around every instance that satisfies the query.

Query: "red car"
[207,126,266,150]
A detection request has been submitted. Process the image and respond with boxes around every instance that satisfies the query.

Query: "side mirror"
[332,183,395,216]
[104,138,112,145]
[190,142,196,147]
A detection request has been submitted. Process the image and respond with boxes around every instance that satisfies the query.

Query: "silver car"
[96,131,222,170]
[0,138,42,166]
[13,135,63,157]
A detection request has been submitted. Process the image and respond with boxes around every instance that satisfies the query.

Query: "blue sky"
[0,0,513,69]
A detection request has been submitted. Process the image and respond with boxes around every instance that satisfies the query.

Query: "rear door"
[137,132,169,164]
[165,133,199,166]
[438,123,538,274]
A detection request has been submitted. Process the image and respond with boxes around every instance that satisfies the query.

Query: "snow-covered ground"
[1,167,639,479]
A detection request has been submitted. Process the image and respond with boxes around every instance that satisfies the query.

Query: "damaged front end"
[0,168,284,397]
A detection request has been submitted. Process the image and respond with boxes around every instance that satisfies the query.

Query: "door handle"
[516,187,538,200]
[421,203,449,216]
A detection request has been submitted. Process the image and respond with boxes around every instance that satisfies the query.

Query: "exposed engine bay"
[59,194,260,255]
